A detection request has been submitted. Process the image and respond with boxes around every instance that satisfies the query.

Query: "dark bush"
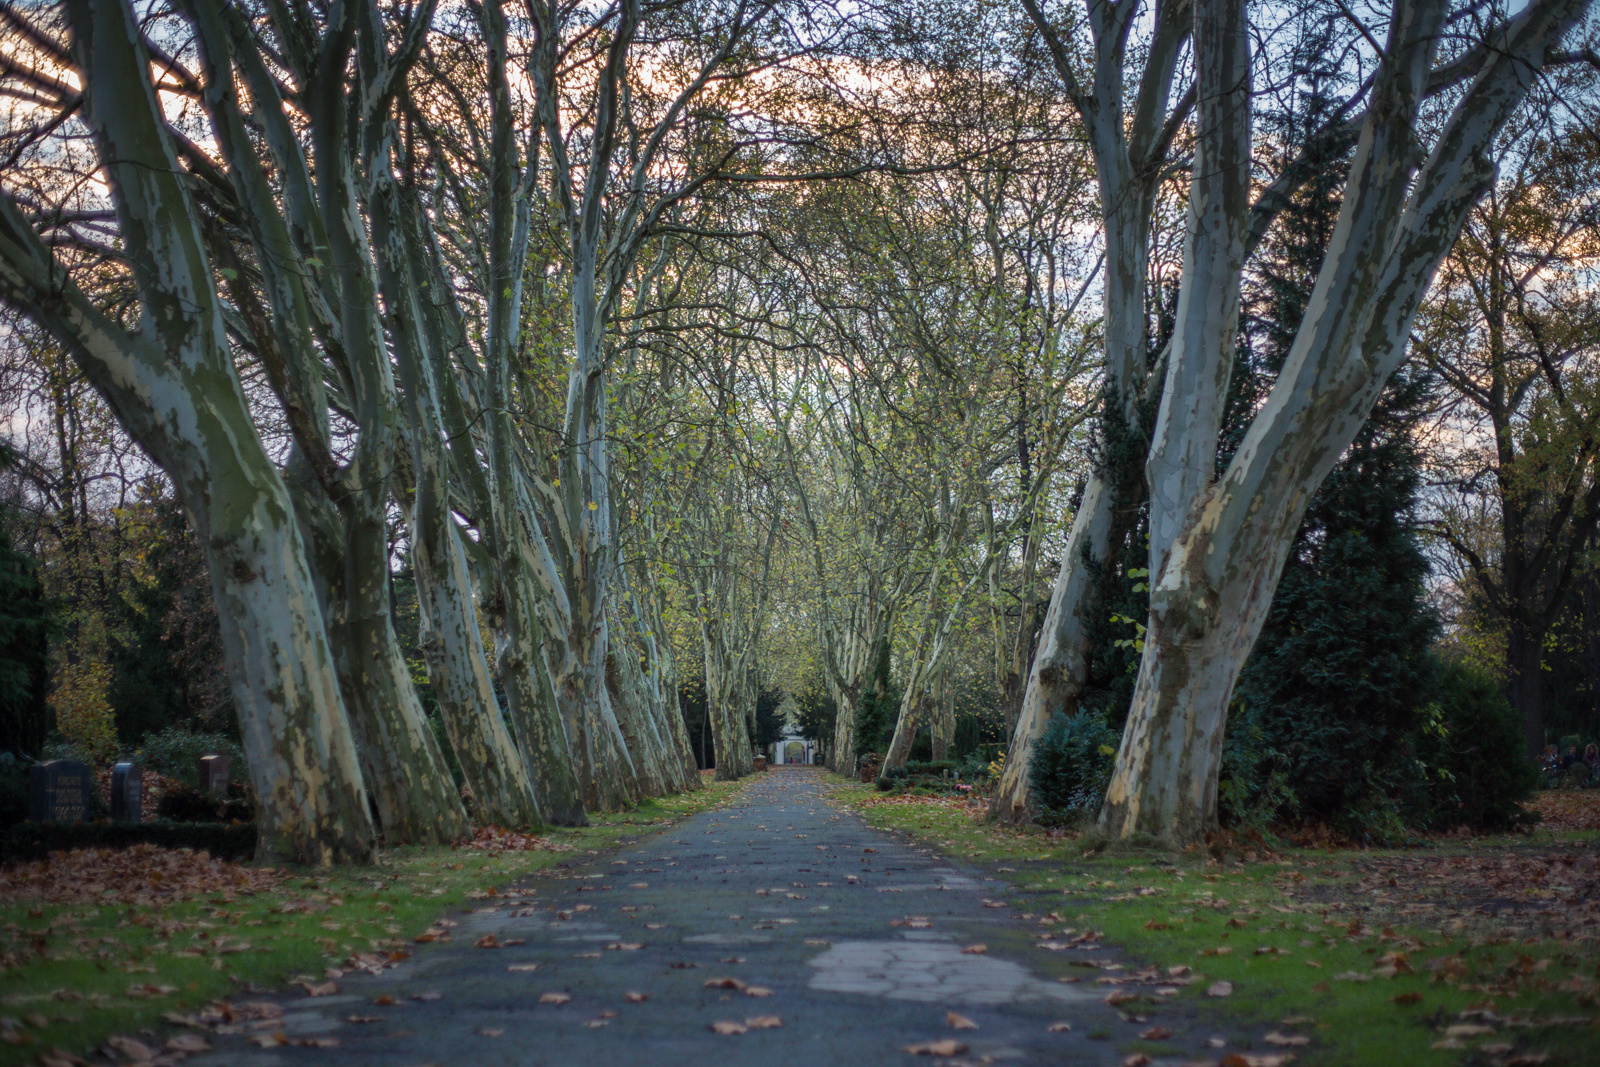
[155,783,253,824]
[1028,711,1118,823]
[138,726,247,790]
[1411,658,1539,831]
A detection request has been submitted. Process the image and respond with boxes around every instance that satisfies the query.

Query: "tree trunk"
[991,475,1118,821]
[0,0,377,864]
[1508,619,1547,759]
[412,504,542,827]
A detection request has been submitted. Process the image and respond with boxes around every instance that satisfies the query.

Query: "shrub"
[0,752,30,827]
[1411,658,1539,831]
[1028,711,1118,824]
[137,726,247,790]
[155,785,252,824]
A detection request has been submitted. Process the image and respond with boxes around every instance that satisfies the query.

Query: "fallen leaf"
[476,1028,504,1037]
[107,1035,157,1061]
[474,934,502,949]
[625,992,650,1003]
[583,1019,610,1029]
[539,992,571,1005]
[1047,1021,1073,1033]
[1124,1056,1152,1067]
[1391,992,1423,1006]
[1220,1055,1296,1067]
[507,964,541,973]
[962,944,987,955]
[1264,1031,1310,1046]
[165,1034,210,1053]
[744,986,773,997]
[1208,981,1234,997]
[301,981,338,997]
[946,1012,978,1031]
[705,977,747,990]
[346,1015,382,1024]
[373,995,397,1005]
[745,1015,783,1029]
[1140,1026,1174,1040]
[710,1021,748,1035]
[904,1039,968,1056]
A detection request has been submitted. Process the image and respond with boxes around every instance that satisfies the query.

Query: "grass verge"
[827,775,1600,1067]
[0,775,745,1066]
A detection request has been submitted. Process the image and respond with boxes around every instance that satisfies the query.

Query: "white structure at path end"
[770,724,816,765]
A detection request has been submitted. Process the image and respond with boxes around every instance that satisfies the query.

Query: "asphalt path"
[189,768,1242,1066]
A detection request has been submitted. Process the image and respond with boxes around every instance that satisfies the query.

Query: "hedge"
[0,820,257,863]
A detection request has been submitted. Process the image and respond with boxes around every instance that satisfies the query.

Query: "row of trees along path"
[0,0,1595,862]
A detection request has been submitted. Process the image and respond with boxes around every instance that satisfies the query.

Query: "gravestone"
[199,754,229,797]
[110,761,142,823]
[28,760,91,823]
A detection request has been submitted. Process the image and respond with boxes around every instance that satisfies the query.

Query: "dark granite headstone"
[28,760,91,823]
[111,761,142,823]
[199,753,229,797]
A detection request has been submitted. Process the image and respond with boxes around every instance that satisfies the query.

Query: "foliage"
[48,658,119,766]
[0,449,51,758]
[153,785,253,825]
[794,686,837,747]
[1027,711,1117,824]
[1411,658,1540,831]
[106,490,230,744]
[1218,34,1442,837]
[752,687,786,751]
[136,726,248,792]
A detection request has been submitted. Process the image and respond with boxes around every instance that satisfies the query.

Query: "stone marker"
[199,753,229,797]
[28,759,91,823]
[111,761,142,823]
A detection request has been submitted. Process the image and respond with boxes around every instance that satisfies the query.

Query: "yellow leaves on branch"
[49,657,118,764]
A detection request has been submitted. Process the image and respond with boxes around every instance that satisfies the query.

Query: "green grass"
[827,775,1600,1067]
[0,777,746,1065]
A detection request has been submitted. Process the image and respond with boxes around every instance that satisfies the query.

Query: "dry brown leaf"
[1392,992,1423,1006]
[704,977,747,990]
[474,934,502,949]
[1221,1056,1297,1067]
[1047,1021,1072,1033]
[346,1015,381,1024]
[107,1035,157,1061]
[1140,1026,1174,1040]
[624,991,650,1003]
[1264,1032,1309,1046]
[372,995,397,1005]
[165,1034,210,1053]
[904,1039,968,1056]
[539,992,571,1005]
[506,964,541,973]
[744,986,773,998]
[745,1015,783,1029]
[961,944,987,955]
[301,981,338,997]
[709,1021,748,1035]
[945,1011,979,1031]
[1208,981,1234,997]
[1123,1056,1152,1067]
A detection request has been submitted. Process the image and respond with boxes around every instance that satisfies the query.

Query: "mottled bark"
[1101,0,1588,842]
[0,0,375,863]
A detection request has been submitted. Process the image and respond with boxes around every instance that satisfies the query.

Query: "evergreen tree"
[1221,17,1440,830]
[0,444,51,757]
